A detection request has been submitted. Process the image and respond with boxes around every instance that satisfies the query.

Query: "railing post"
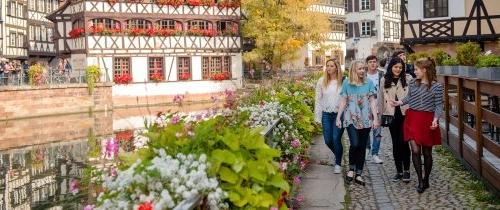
[457,78,464,157]
[474,80,483,176]
[444,76,450,145]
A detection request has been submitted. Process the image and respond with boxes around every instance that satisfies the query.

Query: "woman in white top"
[314,59,344,174]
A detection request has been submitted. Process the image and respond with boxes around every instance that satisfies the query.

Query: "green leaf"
[248,161,267,182]
[255,193,275,207]
[256,148,281,159]
[211,149,237,165]
[269,174,290,192]
[220,131,240,150]
[219,166,239,184]
[228,191,241,203]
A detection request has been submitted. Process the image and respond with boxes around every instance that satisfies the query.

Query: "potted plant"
[441,57,459,75]
[69,27,85,38]
[432,49,449,75]
[114,73,133,84]
[85,65,101,94]
[476,54,500,81]
[28,64,44,85]
[456,42,481,78]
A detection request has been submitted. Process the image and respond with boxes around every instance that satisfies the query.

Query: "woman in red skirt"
[391,57,443,193]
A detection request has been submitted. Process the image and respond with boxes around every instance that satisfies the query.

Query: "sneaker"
[334,165,341,174]
[372,155,383,164]
[403,171,411,183]
[392,173,403,182]
[365,149,371,160]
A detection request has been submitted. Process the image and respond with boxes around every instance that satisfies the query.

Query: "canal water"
[0,103,216,210]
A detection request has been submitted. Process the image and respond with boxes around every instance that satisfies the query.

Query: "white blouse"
[314,77,342,123]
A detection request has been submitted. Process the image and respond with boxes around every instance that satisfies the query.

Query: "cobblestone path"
[347,128,485,209]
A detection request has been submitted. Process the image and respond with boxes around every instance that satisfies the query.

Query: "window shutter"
[347,0,353,12]
[371,21,376,36]
[370,0,375,10]
[348,22,353,38]
[354,22,360,37]
[354,0,359,12]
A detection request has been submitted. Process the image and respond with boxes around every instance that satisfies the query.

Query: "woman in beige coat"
[379,57,412,183]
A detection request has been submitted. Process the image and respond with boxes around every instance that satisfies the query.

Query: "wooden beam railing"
[438,75,500,192]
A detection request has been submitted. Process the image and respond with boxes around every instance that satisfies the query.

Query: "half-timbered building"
[345,0,403,62]
[284,0,347,69]
[401,0,500,54]
[27,0,59,65]
[1,0,29,61]
[47,0,242,102]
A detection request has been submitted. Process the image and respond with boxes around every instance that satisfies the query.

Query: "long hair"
[348,60,366,85]
[323,59,343,89]
[384,57,407,89]
[414,57,437,89]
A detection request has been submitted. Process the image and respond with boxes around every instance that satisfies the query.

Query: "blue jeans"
[321,112,345,166]
[346,125,371,174]
[366,127,382,156]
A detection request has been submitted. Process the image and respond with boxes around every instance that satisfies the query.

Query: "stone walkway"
[299,135,346,210]
[347,128,478,209]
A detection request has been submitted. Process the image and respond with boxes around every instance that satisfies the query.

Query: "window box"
[69,28,85,38]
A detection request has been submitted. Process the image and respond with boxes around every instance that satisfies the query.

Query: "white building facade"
[47,1,243,100]
[345,0,402,63]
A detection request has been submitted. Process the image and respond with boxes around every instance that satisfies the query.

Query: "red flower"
[150,72,164,82]
[210,72,230,80]
[187,0,201,6]
[115,130,134,142]
[179,72,191,80]
[114,73,133,84]
[128,27,145,36]
[69,28,85,38]
[138,202,153,210]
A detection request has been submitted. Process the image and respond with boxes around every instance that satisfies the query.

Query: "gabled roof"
[46,0,73,22]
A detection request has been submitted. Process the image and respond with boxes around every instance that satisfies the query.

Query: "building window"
[29,0,36,10]
[361,21,371,36]
[188,20,209,30]
[332,49,344,65]
[91,19,120,30]
[384,21,390,38]
[393,22,400,38]
[217,21,238,35]
[126,19,151,29]
[331,19,345,32]
[47,28,53,41]
[424,0,448,18]
[37,0,44,13]
[29,26,35,40]
[202,56,231,80]
[113,58,131,76]
[158,19,177,30]
[178,57,191,80]
[361,0,370,10]
[393,0,400,13]
[148,57,163,81]
[344,0,348,11]
[9,32,16,47]
[345,23,349,37]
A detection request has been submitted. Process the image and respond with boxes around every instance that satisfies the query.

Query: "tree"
[241,0,331,70]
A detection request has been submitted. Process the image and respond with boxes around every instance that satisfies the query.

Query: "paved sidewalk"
[299,135,346,210]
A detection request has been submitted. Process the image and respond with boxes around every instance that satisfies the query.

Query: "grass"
[434,146,500,208]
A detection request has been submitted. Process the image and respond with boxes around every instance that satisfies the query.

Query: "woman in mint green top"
[336,60,380,186]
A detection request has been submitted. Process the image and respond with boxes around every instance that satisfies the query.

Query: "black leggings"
[389,107,411,173]
[410,141,433,185]
[346,125,371,175]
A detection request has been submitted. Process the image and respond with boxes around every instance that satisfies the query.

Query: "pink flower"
[84,205,95,210]
[291,139,301,148]
[70,179,79,195]
[270,207,278,210]
[103,138,119,159]
[300,160,307,170]
[293,176,301,185]
[109,166,118,177]
[280,162,288,171]
[171,115,180,124]
[296,194,305,203]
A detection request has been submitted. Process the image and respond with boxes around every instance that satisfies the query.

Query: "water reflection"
[0,103,215,210]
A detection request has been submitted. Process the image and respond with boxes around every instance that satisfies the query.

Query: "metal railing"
[0,69,88,86]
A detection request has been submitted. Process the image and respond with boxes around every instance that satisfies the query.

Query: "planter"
[477,67,500,81]
[458,66,477,78]
[436,66,445,75]
[442,66,459,75]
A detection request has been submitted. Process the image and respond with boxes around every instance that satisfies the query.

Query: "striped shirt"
[401,80,443,118]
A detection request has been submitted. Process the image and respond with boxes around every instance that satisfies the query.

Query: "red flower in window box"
[69,28,85,38]
[158,29,178,36]
[163,0,184,7]
[108,0,117,5]
[114,74,133,84]
[89,25,105,35]
[150,72,164,82]
[187,28,203,36]
[218,0,240,8]
[128,27,145,36]
[178,72,191,80]
[202,29,218,37]
[201,0,215,6]
[146,27,158,36]
[210,72,230,80]
[186,0,201,6]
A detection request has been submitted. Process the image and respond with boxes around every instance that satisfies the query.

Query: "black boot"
[423,177,430,190]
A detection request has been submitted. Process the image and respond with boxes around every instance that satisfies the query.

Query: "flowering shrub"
[69,27,85,38]
[114,73,133,84]
[28,64,44,85]
[96,150,228,209]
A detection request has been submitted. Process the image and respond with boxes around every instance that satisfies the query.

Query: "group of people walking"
[314,51,443,193]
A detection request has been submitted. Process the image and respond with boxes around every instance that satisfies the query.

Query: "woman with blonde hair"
[336,60,379,185]
[314,58,344,174]
[390,57,443,193]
